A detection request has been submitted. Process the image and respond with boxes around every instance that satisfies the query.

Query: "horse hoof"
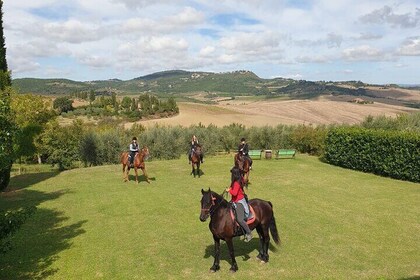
[229,268,237,273]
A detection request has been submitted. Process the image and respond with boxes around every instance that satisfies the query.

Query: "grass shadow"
[5,171,60,192]
[0,208,87,279]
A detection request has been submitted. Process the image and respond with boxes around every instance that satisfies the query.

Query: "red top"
[228,181,244,202]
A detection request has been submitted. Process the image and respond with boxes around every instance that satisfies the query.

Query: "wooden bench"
[275,149,296,159]
[248,150,263,160]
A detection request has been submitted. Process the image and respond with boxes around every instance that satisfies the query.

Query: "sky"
[3,0,420,84]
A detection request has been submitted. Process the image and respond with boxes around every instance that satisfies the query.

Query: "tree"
[0,0,13,191]
[11,94,56,164]
[53,96,73,114]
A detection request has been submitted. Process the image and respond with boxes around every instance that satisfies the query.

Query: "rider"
[226,167,253,242]
[129,137,139,167]
[188,135,203,164]
[238,137,252,170]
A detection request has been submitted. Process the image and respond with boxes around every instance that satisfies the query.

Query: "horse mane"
[210,190,229,208]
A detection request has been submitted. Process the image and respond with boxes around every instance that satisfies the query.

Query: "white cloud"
[3,0,420,83]
[342,45,387,61]
[397,37,420,56]
[359,5,420,28]
[199,46,216,57]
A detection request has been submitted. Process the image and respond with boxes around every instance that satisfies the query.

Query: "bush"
[0,206,36,253]
[324,127,420,182]
[80,131,100,167]
[290,124,328,155]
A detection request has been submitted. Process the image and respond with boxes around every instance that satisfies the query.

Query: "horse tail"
[268,201,280,245]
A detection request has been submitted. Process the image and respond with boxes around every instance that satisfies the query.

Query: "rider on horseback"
[129,137,139,168]
[238,137,252,170]
[188,135,203,164]
[226,167,253,242]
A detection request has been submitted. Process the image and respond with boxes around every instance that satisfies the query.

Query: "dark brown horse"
[191,145,202,177]
[200,188,280,272]
[234,153,250,186]
[120,146,150,183]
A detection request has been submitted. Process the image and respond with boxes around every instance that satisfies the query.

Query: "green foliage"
[53,96,73,114]
[361,112,420,132]
[324,127,420,182]
[290,124,329,155]
[13,124,42,162]
[38,120,84,170]
[0,206,36,253]
[97,131,124,164]
[0,87,14,190]
[79,131,100,167]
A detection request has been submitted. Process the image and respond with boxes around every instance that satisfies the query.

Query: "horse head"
[200,188,218,222]
[140,146,150,161]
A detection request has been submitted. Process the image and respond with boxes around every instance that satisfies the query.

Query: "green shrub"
[290,124,328,155]
[0,206,36,253]
[324,127,420,182]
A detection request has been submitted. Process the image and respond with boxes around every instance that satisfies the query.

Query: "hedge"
[324,127,420,182]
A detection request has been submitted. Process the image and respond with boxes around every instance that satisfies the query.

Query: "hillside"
[12,70,420,108]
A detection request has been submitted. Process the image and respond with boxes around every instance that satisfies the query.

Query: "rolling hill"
[12,70,420,108]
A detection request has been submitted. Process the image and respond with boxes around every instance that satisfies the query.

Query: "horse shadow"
[191,169,205,177]
[203,237,278,262]
[127,174,156,183]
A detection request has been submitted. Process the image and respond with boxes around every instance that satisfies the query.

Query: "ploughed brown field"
[126,95,419,128]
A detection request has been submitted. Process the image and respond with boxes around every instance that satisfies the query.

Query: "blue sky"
[3,0,420,84]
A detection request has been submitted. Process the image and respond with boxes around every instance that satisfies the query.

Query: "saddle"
[230,205,256,225]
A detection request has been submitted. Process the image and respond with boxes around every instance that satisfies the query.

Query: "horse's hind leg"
[123,165,128,182]
[256,225,270,263]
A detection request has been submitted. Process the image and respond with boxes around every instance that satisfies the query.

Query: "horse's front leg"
[210,236,221,272]
[191,164,195,177]
[134,167,139,183]
[141,167,150,183]
[226,237,238,272]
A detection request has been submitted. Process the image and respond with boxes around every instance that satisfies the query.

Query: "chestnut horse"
[200,188,280,272]
[120,146,150,183]
[234,153,250,186]
[191,145,202,177]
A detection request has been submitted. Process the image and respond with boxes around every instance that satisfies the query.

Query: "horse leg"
[123,164,127,182]
[134,167,139,183]
[261,225,271,263]
[197,162,200,177]
[226,237,238,272]
[141,167,150,184]
[256,225,265,262]
[210,236,221,272]
[192,164,196,177]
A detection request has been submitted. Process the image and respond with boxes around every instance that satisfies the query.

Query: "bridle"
[201,191,227,217]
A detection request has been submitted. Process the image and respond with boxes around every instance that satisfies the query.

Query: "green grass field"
[1,155,419,279]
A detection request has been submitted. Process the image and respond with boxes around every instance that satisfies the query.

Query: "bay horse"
[191,145,202,177]
[234,153,250,186]
[120,146,150,183]
[200,188,280,272]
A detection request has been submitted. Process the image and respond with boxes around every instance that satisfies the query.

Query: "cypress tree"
[0,0,13,190]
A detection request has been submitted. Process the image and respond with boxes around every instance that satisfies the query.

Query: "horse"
[120,146,150,184]
[200,188,280,272]
[191,145,202,177]
[234,153,250,186]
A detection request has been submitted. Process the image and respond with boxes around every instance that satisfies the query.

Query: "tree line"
[57,92,179,120]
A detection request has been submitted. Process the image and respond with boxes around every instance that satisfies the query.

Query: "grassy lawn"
[0,155,419,279]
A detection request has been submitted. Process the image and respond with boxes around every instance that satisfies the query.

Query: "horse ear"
[201,189,204,194]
